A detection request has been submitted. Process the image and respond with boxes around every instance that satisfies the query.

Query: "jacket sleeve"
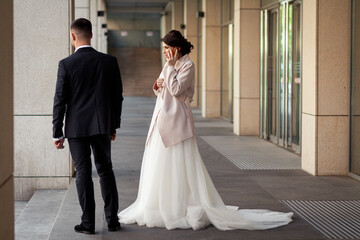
[152,70,165,96]
[152,81,161,96]
[163,62,194,97]
[52,60,68,138]
[112,58,123,131]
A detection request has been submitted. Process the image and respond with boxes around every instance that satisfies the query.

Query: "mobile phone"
[171,47,180,55]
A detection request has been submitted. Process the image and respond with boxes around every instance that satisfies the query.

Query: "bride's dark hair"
[162,30,194,56]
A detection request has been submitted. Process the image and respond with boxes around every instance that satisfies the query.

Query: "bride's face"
[162,43,171,58]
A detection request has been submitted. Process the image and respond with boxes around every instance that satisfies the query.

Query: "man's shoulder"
[59,49,118,65]
[96,51,117,61]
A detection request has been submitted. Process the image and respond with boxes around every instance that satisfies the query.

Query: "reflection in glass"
[279,4,285,141]
[221,25,230,118]
[292,3,301,146]
[269,10,278,138]
[220,0,234,121]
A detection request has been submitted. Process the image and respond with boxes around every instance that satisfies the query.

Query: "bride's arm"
[152,70,165,96]
[162,62,194,97]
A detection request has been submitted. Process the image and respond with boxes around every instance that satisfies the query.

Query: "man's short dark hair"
[71,18,92,39]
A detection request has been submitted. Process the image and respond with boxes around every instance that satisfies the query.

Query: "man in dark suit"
[52,18,123,234]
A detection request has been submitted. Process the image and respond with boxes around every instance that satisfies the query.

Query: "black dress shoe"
[108,222,121,231]
[74,224,95,234]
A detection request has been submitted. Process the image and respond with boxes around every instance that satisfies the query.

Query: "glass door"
[220,0,234,121]
[260,0,302,153]
[260,8,279,142]
[269,10,278,141]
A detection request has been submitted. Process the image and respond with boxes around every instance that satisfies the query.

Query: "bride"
[118,30,293,231]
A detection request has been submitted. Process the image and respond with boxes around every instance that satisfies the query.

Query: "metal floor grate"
[201,136,301,170]
[281,200,360,239]
[224,154,301,170]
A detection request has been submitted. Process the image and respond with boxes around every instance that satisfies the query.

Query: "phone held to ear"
[171,47,181,56]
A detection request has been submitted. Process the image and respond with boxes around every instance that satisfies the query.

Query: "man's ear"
[90,32,93,39]
[71,32,76,41]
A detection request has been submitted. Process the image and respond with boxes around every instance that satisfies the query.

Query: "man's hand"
[54,138,65,149]
[111,132,117,141]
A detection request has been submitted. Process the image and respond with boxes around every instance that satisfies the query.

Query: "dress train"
[119,125,293,230]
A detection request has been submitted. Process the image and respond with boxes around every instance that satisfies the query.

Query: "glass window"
[220,0,234,121]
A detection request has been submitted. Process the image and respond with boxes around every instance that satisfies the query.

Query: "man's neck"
[75,41,91,49]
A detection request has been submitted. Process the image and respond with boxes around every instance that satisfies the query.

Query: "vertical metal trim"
[229,23,234,122]
[299,0,303,154]
[264,10,269,138]
[275,9,280,144]
[260,11,264,138]
[283,1,288,148]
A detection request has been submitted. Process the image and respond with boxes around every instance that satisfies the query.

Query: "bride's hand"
[157,78,164,88]
[166,48,179,66]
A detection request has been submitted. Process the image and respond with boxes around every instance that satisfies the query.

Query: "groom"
[52,18,123,234]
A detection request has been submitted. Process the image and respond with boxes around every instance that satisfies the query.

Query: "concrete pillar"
[161,2,173,66]
[201,0,221,117]
[14,0,74,200]
[233,0,260,135]
[302,0,351,175]
[184,0,199,107]
[75,0,90,19]
[90,0,98,51]
[0,0,14,238]
[172,0,184,33]
[97,0,107,53]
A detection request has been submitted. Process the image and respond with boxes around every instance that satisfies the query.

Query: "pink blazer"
[146,54,195,148]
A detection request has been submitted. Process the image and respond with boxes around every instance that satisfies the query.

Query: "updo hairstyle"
[162,30,194,56]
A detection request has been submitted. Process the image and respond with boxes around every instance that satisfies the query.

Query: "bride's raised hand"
[166,48,179,66]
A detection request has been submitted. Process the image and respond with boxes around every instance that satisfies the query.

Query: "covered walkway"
[15,96,360,240]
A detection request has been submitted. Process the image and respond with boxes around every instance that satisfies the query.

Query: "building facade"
[1,0,359,238]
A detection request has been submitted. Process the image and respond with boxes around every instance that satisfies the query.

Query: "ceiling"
[105,0,170,13]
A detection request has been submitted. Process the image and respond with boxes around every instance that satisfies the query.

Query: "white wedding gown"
[118,124,293,230]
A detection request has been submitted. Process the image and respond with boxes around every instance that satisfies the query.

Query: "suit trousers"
[68,134,119,229]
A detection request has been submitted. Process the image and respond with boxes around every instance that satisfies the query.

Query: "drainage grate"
[201,136,301,170]
[281,200,360,239]
[224,154,301,170]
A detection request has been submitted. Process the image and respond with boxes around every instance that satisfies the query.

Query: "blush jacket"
[146,54,195,147]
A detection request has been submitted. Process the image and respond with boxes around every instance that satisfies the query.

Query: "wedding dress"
[118,124,293,231]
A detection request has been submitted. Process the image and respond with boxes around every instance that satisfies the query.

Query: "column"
[302,0,351,175]
[14,0,74,200]
[172,0,184,33]
[161,2,173,65]
[90,0,98,50]
[184,0,199,107]
[97,0,107,53]
[233,0,260,135]
[201,0,221,117]
[75,0,90,19]
[0,0,14,238]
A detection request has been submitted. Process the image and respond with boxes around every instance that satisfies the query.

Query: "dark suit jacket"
[52,47,123,139]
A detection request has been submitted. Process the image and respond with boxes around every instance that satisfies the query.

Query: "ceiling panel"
[105,0,170,13]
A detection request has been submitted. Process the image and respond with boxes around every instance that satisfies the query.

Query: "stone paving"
[47,97,360,239]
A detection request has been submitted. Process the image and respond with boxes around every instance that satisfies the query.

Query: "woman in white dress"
[119,30,293,231]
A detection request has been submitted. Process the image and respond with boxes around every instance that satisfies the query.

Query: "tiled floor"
[44,97,360,240]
